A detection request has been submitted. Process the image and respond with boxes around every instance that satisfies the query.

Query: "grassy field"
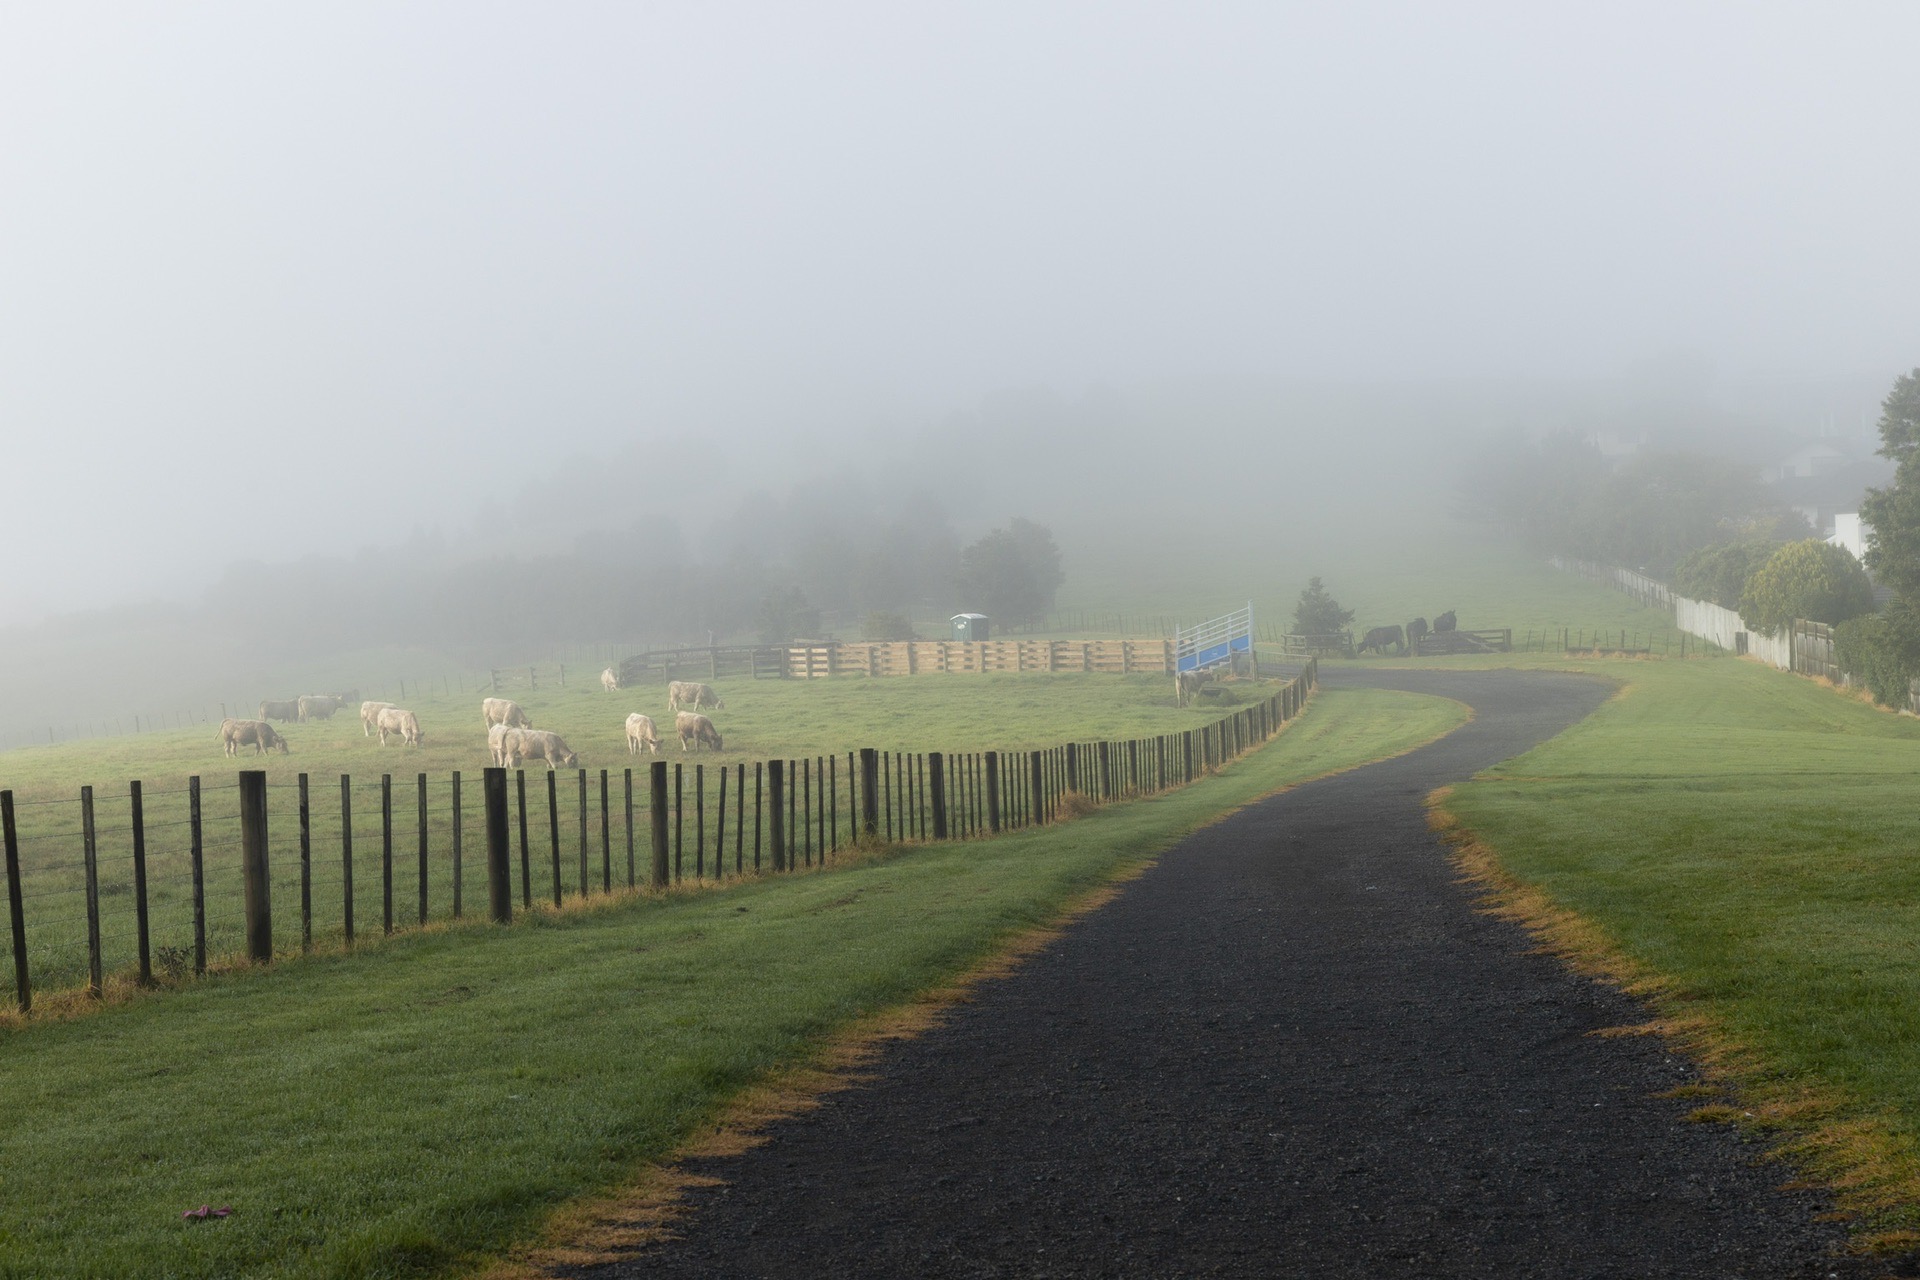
[1058,524,1677,641]
[0,684,1465,1278]
[0,670,1282,1003]
[1438,655,1920,1239]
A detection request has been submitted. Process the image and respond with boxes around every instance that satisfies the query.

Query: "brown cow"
[220,718,288,757]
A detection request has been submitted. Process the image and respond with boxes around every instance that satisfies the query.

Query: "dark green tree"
[1292,577,1354,635]
[955,518,1065,627]
[1738,540,1875,633]
[1861,369,1920,599]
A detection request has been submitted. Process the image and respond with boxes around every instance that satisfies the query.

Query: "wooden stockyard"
[785,639,1177,679]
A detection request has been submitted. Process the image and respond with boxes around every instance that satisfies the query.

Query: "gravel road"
[574,668,1898,1279]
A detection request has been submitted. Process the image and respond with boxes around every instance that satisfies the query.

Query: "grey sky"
[5,2,1919,620]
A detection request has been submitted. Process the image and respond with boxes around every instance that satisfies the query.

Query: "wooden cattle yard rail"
[1416,629,1513,656]
[786,639,1178,679]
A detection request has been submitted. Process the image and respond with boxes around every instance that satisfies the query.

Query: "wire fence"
[0,661,1317,1012]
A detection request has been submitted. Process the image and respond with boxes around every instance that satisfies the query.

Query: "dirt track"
[574,668,1888,1279]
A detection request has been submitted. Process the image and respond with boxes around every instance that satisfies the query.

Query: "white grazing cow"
[481,697,531,731]
[625,713,662,755]
[360,701,396,737]
[508,728,579,770]
[675,711,723,752]
[666,681,723,712]
[220,718,288,757]
[488,722,513,766]
[297,694,342,722]
[375,707,424,747]
[600,666,619,692]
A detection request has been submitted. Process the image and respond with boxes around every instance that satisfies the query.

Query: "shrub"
[1836,611,1920,708]
[861,611,917,641]
[1738,540,1876,633]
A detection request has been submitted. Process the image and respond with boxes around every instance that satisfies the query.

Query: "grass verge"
[1435,654,1920,1250]
[0,685,1465,1278]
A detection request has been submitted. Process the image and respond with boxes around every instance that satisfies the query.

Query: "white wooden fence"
[1548,556,1793,671]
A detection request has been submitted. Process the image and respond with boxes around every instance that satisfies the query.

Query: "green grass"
[0,671,1269,1001]
[1442,656,1920,1229]
[0,685,1465,1278]
[1058,523,1677,640]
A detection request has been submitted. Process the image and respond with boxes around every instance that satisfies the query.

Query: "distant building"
[1829,512,1870,562]
[1763,444,1850,484]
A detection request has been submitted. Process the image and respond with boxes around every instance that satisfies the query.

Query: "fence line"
[1549,556,1804,670]
[0,661,1318,1012]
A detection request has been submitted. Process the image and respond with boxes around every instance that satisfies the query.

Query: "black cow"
[1357,624,1405,655]
[1406,617,1430,651]
[1433,610,1457,633]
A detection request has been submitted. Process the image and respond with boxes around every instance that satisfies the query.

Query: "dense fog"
[4,4,1919,737]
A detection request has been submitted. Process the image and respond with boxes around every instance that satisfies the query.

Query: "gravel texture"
[575,668,1902,1279]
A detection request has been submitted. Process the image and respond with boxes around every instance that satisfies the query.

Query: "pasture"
[1440,655,1920,1239]
[1058,527,1677,642]
[0,669,1285,1004]
[0,684,1465,1279]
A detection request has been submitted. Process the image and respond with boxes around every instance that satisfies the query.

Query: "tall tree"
[1293,577,1354,635]
[1862,369,1920,599]
[954,518,1065,627]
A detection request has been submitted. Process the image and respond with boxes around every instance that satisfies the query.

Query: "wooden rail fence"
[0,661,1317,1012]
[785,639,1179,679]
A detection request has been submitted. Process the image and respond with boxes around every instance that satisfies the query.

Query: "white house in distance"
[1830,512,1869,562]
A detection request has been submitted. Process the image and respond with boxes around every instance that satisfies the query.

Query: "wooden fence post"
[81,785,102,995]
[130,780,152,984]
[338,775,353,947]
[624,768,636,888]
[674,764,684,882]
[696,764,707,879]
[754,762,763,871]
[239,770,272,964]
[769,759,787,872]
[577,768,590,896]
[929,752,947,839]
[650,760,670,889]
[416,773,429,925]
[483,767,512,923]
[295,774,311,953]
[3,792,27,1012]
[1066,742,1079,792]
[601,769,612,893]
[516,770,532,908]
[451,770,463,918]
[546,770,563,906]
[986,751,1005,833]
[860,749,879,838]
[1030,751,1045,825]
[381,774,394,935]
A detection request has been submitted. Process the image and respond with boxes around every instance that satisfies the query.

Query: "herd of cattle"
[213,671,729,767]
[1357,610,1457,656]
